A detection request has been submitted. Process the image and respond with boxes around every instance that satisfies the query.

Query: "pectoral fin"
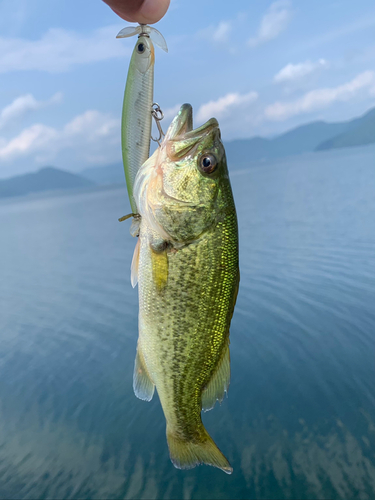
[133,345,155,402]
[151,247,168,291]
[131,238,140,288]
[201,344,230,412]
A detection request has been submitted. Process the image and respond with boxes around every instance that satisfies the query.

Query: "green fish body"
[132,104,239,473]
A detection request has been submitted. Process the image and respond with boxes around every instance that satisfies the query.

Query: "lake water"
[0,145,375,499]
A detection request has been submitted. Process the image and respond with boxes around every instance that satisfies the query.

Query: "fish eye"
[199,153,218,174]
[137,43,146,54]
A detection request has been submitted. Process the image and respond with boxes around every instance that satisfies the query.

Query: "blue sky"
[0,0,374,178]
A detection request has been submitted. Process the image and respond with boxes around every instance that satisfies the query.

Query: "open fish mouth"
[133,103,220,238]
[165,104,219,161]
[165,103,193,139]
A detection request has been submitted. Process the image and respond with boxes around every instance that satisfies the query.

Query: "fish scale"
[139,222,236,428]
[132,104,239,473]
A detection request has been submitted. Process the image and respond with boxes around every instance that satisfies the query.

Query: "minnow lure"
[117,24,167,213]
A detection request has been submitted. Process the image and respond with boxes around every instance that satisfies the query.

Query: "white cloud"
[196,19,233,49]
[0,124,56,160]
[0,110,120,167]
[0,25,128,73]
[265,70,375,120]
[162,104,181,123]
[196,91,258,123]
[274,59,328,83]
[248,1,292,48]
[212,21,232,43]
[0,92,62,129]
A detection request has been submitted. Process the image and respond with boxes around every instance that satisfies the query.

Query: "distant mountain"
[76,107,375,184]
[225,121,351,167]
[81,163,125,185]
[224,109,375,167]
[0,166,94,199]
[316,107,375,151]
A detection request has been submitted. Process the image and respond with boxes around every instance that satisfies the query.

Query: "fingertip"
[137,0,170,24]
[102,0,139,22]
[111,7,136,22]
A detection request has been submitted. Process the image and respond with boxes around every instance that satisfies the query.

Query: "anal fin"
[202,344,230,412]
[133,345,155,402]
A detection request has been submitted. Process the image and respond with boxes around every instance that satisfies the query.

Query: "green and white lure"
[117,24,168,213]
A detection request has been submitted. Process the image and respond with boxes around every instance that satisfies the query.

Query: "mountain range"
[0,106,374,198]
[225,106,375,168]
[316,107,375,151]
[0,166,93,199]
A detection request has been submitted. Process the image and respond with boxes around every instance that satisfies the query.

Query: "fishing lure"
[117,24,168,213]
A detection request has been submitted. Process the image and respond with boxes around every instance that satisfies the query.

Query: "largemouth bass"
[131,104,239,473]
[117,24,167,213]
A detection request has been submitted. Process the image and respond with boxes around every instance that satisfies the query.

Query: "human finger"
[103,0,170,24]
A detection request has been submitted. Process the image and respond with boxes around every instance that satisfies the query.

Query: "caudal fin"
[166,425,232,474]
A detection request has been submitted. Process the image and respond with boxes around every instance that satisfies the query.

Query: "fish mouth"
[134,104,220,239]
[166,104,193,139]
[165,104,219,160]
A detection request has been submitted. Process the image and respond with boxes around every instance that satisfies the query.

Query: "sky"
[0,0,374,178]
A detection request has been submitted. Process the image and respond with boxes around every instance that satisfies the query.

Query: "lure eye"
[199,153,218,174]
[137,43,146,54]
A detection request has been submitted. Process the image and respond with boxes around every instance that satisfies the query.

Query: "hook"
[151,103,165,146]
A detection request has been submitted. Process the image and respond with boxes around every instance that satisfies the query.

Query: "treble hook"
[151,103,165,146]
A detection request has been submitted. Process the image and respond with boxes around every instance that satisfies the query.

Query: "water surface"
[0,145,375,499]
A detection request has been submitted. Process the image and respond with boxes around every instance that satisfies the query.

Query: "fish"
[117,24,167,214]
[131,103,239,473]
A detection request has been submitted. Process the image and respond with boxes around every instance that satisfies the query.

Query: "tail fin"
[166,425,232,474]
